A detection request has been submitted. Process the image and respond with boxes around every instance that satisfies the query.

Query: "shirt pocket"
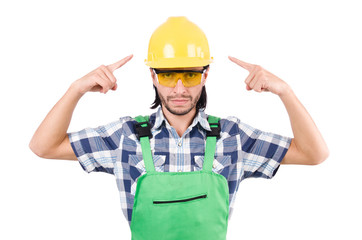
[129,154,166,174]
[194,155,232,174]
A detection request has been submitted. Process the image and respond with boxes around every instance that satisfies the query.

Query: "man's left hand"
[228,56,289,96]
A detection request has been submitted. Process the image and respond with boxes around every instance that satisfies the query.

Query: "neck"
[161,106,197,137]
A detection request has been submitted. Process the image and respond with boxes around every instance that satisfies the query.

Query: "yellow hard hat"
[145,16,213,68]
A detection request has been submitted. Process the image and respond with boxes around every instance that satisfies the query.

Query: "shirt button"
[178,142,182,147]
[178,169,182,172]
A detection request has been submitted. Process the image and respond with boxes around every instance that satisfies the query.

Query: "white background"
[1,0,361,239]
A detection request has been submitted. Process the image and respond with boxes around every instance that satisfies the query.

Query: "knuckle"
[97,65,106,72]
[96,68,103,74]
[254,65,262,71]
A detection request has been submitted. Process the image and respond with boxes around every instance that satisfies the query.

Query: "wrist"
[277,82,293,99]
[69,81,86,99]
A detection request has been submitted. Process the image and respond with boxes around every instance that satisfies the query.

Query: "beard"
[158,91,202,116]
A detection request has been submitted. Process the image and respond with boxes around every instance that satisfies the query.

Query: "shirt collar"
[153,107,211,131]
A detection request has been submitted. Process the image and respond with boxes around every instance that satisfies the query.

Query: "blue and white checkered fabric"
[68,107,292,227]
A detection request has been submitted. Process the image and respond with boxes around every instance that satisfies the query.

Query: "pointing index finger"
[228,56,254,72]
[107,54,133,72]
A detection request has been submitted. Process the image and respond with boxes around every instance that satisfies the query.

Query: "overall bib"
[130,116,229,240]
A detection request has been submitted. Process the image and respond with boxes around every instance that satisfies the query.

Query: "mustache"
[167,95,192,101]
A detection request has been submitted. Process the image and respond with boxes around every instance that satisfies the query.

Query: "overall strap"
[134,115,155,173]
[203,115,221,172]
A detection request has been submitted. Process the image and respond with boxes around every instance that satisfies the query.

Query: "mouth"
[169,98,190,106]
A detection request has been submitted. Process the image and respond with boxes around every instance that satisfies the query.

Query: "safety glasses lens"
[157,72,202,87]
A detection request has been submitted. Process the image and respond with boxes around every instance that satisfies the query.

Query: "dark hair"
[150,85,207,111]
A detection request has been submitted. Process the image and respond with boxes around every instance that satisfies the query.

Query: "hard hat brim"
[145,57,213,68]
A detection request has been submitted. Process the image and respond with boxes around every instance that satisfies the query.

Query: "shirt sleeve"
[238,120,292,180]
[67,117,129,174]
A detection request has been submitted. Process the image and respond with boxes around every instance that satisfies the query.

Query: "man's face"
[151,66,209,116]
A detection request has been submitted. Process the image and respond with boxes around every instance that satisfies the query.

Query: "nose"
[173,78,187,94]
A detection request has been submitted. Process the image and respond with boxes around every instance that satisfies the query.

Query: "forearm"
[29,56,132,159]
[279,85,329,163]
[29,83,83,157]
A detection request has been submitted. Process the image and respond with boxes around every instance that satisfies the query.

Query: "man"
[29,17,329,239]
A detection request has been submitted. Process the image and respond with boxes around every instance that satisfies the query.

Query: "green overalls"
[130,115,229,240]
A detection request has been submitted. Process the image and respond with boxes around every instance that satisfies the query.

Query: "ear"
[150,68,158,86]
[201,66,210,86]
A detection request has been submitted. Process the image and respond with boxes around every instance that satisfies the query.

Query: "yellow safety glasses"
[153,66,208,88]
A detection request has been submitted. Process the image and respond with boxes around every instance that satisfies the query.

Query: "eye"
[160,73,174,78]
[185,73,196,78]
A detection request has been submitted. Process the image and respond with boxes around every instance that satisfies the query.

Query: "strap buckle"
[135,121,153,140]
[206,122,221,138]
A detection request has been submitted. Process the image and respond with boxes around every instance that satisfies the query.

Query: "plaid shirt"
[68,107,292,227]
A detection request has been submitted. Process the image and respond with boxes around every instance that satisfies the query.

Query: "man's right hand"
[29,54,133,160]
[72,54,133,95]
